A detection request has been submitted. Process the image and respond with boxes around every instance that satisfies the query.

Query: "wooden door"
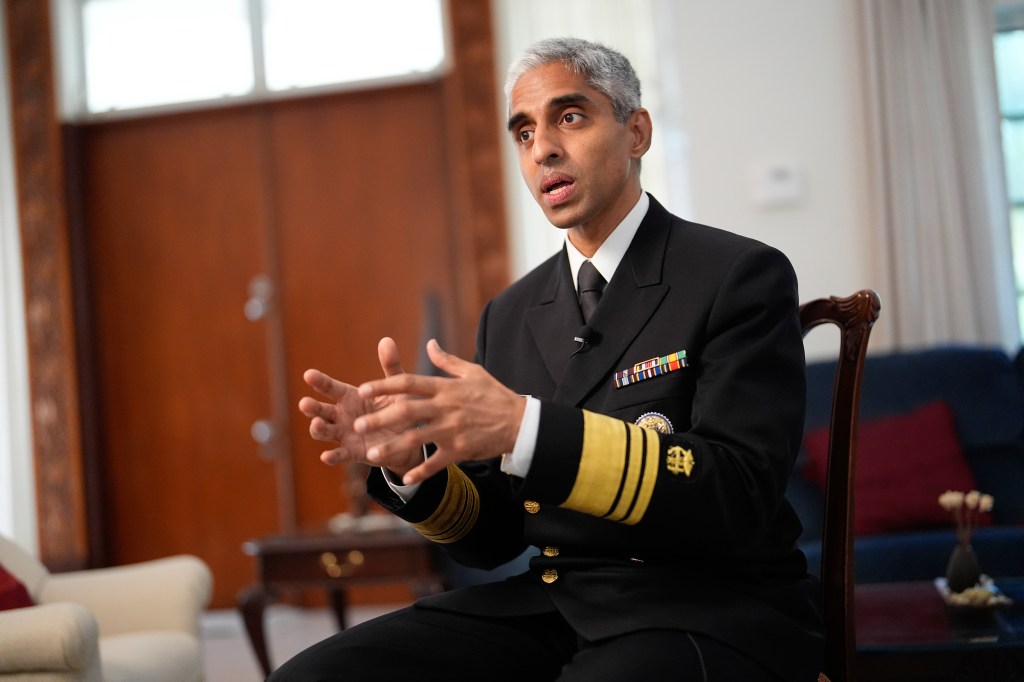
[76,108,282,606]
[74,82,463,607]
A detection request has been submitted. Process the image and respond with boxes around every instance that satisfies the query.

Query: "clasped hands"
[298,337,526,486]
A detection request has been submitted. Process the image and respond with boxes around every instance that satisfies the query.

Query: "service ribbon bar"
[614,350,687,388]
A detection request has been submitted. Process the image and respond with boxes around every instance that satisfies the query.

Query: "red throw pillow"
[803,400,978,536]
[0,562,33,610]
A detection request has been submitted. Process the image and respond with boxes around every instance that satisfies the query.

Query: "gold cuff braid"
[411,465,481,543]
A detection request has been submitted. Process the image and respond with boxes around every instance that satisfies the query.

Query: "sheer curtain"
[0,8,37,550]
[861,0,1018,351]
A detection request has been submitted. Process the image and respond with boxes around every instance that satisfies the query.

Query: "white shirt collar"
[566,192,650,293]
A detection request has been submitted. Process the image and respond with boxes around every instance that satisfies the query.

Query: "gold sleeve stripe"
[607,420,647,521]
[563,411,628,517]
[562,411,660,525]
[411,465,480,544]
[622,426,659,525]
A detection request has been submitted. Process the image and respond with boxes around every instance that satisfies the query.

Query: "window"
[81,0,254,112]
[995,5,1024,339]
[261,0,445,91]
[55,0,449,119]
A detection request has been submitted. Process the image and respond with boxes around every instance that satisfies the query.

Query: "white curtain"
[861,0,1019,351]
[0,4,37,550]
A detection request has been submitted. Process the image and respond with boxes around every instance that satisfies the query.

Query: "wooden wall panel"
[444,0,511,353]
[4,0,89,569]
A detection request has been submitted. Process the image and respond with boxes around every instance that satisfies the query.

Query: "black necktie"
[577,260,606,324]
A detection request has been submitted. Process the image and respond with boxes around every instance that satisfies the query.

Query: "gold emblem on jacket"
[665,446,695,477]
[635,412,673,434]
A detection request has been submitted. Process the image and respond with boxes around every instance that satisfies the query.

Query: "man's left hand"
[354,339,526,485]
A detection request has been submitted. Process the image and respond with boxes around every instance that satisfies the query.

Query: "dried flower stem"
[938,490,994,546]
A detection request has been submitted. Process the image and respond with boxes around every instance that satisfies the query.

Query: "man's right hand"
[297,337,424,478]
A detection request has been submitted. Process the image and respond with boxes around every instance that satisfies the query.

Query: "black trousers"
[267,604,784,682]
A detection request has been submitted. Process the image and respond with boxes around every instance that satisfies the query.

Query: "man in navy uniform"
[274,37,823,681]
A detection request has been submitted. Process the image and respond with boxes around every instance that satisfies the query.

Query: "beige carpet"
[201,603,404,681]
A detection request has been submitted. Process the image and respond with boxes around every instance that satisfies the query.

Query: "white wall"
[0,0,39,552]
[670,0,876,357]
[494,0,876,358]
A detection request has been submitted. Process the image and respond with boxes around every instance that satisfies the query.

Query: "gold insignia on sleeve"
[665,446,695,477]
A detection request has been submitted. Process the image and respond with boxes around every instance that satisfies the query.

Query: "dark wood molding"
[4,0,90,569]
[443,0,510,355]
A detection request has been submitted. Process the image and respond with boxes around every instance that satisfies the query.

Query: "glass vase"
[945,542,982,593]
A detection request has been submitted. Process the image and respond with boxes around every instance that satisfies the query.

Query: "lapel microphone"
[571,325,594,357]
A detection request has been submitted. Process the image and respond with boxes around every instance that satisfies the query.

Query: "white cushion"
[99,632,201,682]
[0,602,102,681]
[0,534,49,600]
[42,556,212,637]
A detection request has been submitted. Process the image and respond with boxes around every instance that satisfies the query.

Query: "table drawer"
[258,544,435,584]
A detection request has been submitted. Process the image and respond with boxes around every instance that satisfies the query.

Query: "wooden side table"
[855,579,1024,681]
[238,526,445,676]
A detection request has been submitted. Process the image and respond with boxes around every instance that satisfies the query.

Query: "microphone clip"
[570,325,593,358]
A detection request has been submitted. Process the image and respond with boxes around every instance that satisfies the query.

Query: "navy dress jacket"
[369,196,825,681]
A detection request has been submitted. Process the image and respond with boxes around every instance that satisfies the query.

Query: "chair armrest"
[40,555,212,638]
[0,602,101,680]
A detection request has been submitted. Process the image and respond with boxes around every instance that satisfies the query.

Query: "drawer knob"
[321,550,365,578]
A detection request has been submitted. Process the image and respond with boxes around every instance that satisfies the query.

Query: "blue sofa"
[788,345,1024,583]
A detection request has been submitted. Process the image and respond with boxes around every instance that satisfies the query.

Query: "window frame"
[995,3,1024,340]
[50,0,452,122]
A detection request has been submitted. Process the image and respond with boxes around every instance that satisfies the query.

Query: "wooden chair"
[800,290,881,682]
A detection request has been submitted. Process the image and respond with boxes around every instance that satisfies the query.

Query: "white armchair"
[0,533,212,682]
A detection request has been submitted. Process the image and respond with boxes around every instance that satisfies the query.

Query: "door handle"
[244,274,274,321]
[251,418,277,460]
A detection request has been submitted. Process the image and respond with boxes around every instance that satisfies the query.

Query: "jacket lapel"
[554,202,671,405]
[523,198,674,402]
[524,251,585,386]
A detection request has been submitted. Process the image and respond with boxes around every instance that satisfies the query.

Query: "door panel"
[79,108,282,606]
[269,84,457,527]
